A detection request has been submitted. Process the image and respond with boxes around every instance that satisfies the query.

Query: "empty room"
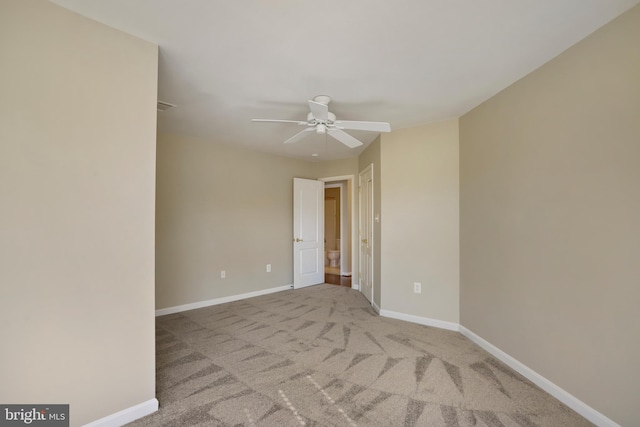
[1,1,639,426]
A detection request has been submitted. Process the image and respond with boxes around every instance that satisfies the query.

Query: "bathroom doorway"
[320,175,355,289]
[324,184,341,276]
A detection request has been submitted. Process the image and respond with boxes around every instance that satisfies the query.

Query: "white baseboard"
[371,301,381,314]
[379,309,460,331]
[351,283,360,290]
[156,285,291,316]
[83,398,158,427]
[459,326,620,427]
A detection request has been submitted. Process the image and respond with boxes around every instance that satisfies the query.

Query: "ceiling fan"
[251,95,391,148]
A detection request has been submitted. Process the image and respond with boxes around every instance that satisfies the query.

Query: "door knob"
[361,239,368,244]
[294,238,303,242]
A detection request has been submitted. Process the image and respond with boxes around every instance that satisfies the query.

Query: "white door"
[293,178,324,288]
[359,165,373,303]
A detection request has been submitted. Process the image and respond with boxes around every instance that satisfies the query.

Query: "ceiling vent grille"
[157,101,176,111]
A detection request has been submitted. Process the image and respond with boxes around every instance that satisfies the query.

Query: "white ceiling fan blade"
[308,100,329,122]
[334,120,391,133]
[328,129,363,148]
[283,127,314,144]
[252,119,307,125]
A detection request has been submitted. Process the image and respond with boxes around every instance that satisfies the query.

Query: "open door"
[293,178,324,288]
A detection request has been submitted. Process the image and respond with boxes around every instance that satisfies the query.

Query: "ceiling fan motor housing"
[312,95,331,105]
[307,111,336,125]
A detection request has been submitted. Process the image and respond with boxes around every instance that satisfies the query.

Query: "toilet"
[326,239,341,267]
[327,250,340,267]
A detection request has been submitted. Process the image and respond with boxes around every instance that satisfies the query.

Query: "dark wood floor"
[324,273,351,287]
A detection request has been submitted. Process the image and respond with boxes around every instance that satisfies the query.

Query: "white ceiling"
[51,0,639,161]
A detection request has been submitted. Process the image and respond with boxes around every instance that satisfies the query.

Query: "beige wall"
[325,187,341,240]
[155,137,366,309]
[460,5,640,426]
[156,133,314,309]
[358,138,382,307]
[313,157,359,179]
[0,1,158,426]
[381,121,460,322]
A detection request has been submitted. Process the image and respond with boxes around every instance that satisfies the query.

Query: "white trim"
[338,181,348,276]
[379,309,459,332]
[324,183,341,189]
[371,308,619,427]
[459,326,621,427]
[371,301,381,314]
[318,175,353,182]
[83,398,158,427]
[156,285,291,316]
[351,283,360,291]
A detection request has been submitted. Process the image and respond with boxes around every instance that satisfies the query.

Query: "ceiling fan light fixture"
[316,124,326,134]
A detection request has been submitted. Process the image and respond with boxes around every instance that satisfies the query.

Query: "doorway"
[324,184,341,276]
[319,176,355,289]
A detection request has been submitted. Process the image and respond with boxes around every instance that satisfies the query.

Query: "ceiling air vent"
[157,101,176,111]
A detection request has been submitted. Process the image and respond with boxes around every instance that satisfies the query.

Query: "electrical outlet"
[266,264,271,272]
[413,282,422,294]
[221,270,226,279]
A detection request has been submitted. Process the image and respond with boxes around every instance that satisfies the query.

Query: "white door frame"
[319,175,357,289]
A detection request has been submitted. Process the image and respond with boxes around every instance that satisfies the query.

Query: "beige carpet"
[127,284,592,426]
